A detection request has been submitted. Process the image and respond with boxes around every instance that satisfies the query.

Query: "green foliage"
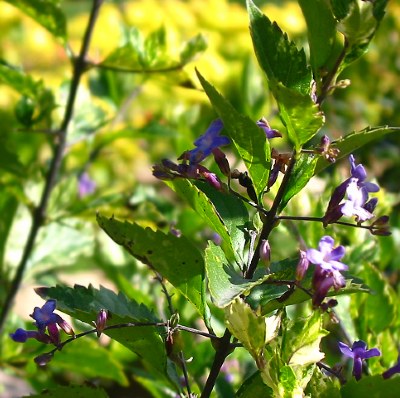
[5,0,67,42]
[341,375,400,398]
[22,385,109,398]
[197,70,271,199]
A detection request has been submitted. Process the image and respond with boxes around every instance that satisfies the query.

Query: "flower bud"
[259,240,271,266]
[296,250,309,281]
[94,309,109,338]
[34,352,54,367]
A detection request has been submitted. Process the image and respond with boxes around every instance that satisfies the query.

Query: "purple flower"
[349,155,379,193]
[259,239,271,266]
[339,340,381,380]
[296,250,310,281]
[10,300,74,346]
[341,179,374,222]
[186,119,230,164]
[78,172,96,198]
[256,117,282,139]
[382,356,400,379]
[306,236,348,273]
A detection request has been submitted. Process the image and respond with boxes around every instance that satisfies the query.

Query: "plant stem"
[0,0,104,334]
[200,329,233,398]
[245,153,297,279]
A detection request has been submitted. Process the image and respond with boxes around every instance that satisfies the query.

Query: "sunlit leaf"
[237,371,273,398]
[305,367,341,398]
[247,0,311,95]
[341,374,400,398]
[97,214,207,320]
[315,126,400,175]
[197,70,271,199]
[278,153,318,212]
[179,34,207,63]
[205,243,271,308]
[6,0,67,42]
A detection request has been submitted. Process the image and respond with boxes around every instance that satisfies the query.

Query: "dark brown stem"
[0,0,104,334]
[245,153,297,279]
[200,329,232,398]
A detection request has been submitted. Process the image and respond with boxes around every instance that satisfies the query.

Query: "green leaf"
[50,338,129,386]
[196,70,271,199]
[0,63,55,126]
[334,0,389,66]
[282,312,328,366]
[37,284,172,385]
[97,214,207,320]
[225,298,280,362]
[275,84,324,150]
[165,179,238,263]
[341,375,400,398]
[22,385,109,398]
[205,243,271,308]
[247,0,311,95]
[5,0,67,42]
[179,34,207,63]
[315,126,400,175]
[278,153,318,212]
[195,181,249,263]
[298,0,343,81]
[0,139,26,177]
[279,365,298,395]
[237,371,273,398]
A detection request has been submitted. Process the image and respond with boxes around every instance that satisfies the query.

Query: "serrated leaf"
[205,243,271,308]
[22,385,109,398]
[196,70,271,199]
[278,153,318,212]
[275,84,324,150]
[247,0,311,95]
[165,179,238,263]
[6,0,66,42]
[37,284,171,384]
[279,365,298,394]
[97,214,207,320]
[341,374,400,398]
[315,126,400,175]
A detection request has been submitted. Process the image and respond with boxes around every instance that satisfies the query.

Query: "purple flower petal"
[338,342,354,358]
[363,348,381,359]
[318,236,334,254]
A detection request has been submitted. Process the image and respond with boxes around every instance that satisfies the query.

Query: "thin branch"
[88,61,186,74]
[317,361,346,384]
[154,272,175,316]
[0,0,105,333]
[178,351,192,397]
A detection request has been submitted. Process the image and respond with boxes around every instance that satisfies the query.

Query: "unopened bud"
[34,352,54,367]
[94,309,109,338]
[296,250,309,281]
[212,148,230,177]
[259,240,271,266]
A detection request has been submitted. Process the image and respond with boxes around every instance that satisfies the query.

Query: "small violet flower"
[338,340,381,381]
[341,179,374,222]
[256,117,282,139]
[382,356,400,379]
[10,299,74,346]
[186,119,230,164]
[306,236,348,307]
[78,172,96,198]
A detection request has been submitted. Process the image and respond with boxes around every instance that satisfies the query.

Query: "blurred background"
[0,0,399,397]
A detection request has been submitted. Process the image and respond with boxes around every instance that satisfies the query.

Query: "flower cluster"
[10,299,74,346]
[324,155,389,234]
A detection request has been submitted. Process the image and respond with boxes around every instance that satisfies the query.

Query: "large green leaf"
[6,0,67,42]
[237,371,273,398]
[298,0,343,81]
[247,0,311,95]
[22,385,109,398]
[196,70,271,199]
[97,214,207,320]
[315,126,400,175]
[278,153,318,212]
[37,284,169,382]
[205,243,271,308]
[275,84,324,150]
